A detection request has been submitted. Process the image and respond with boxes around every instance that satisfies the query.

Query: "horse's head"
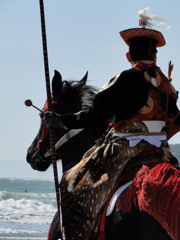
[26,70,106,172]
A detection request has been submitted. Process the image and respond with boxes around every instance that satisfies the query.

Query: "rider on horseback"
[44,8,180,240]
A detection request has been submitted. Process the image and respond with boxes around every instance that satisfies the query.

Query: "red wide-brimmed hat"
[120,28,166,47]
[120,8,167,47]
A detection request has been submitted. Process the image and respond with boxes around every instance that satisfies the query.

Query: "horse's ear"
[80,71,88,84]
[52,70,63,100]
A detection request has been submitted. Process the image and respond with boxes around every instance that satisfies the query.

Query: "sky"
[0,0,180,179]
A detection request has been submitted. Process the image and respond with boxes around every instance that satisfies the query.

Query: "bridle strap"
[44,128,85,157]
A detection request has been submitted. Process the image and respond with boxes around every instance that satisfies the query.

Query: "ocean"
[0,177,58,240]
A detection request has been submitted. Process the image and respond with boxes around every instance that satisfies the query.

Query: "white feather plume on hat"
[138,7,169,30]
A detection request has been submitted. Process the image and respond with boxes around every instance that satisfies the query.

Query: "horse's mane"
[62,80,98,110]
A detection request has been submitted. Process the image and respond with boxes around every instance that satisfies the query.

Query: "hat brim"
[120,28,166,47]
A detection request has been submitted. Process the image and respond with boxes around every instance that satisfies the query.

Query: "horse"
[26,70,108,239]
[26,70,108,173]
[26,71,179,240]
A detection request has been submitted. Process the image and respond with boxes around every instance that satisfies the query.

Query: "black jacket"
[60,68,149,129]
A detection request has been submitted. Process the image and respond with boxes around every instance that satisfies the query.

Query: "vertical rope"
[39,0,61,227]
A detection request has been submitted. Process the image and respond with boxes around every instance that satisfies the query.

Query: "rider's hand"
[43,111,62,128]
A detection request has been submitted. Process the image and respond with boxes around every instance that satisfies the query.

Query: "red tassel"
[97,232,107,240]
[37,123,49,151]
[57,223,61,232]
[47,223,51,240]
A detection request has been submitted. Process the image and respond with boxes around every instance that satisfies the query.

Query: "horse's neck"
[60,127,106,172]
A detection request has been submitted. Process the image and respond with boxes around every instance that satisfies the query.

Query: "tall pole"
[39,0,61,225]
